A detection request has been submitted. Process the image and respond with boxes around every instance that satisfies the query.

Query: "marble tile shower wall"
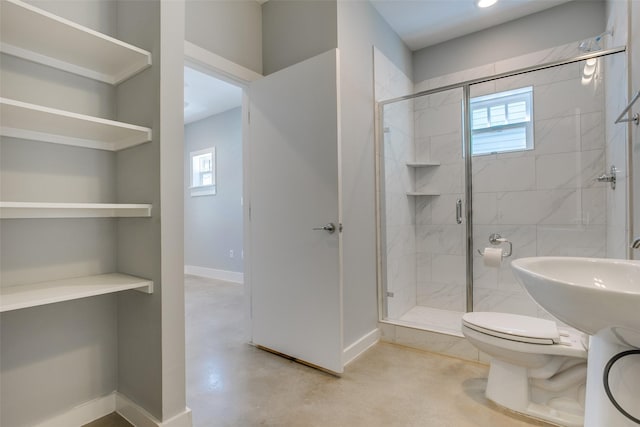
[374,48,416,319]
[413,40,610,320]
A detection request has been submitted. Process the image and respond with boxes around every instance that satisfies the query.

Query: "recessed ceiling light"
[477,0,498,8]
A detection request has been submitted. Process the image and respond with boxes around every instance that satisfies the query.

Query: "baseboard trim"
[184,265,243,284]
[117,393,192,427]
[32,392,192,427]
[33,392,116,427]
[343,328,380,366]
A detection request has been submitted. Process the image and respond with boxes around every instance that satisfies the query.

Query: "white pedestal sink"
[511,257,640,427]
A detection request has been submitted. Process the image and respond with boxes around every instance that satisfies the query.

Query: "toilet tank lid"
[462,312,560,343]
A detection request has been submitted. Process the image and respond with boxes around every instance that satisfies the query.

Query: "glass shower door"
[379,87,467,334]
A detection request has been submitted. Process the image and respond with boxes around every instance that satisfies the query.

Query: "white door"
[247,50,343,374]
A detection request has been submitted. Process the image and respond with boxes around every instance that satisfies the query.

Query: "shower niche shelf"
[407,191,440,197]
[406,160,440,196]
[406,161,440,167]
[0,273,154,313]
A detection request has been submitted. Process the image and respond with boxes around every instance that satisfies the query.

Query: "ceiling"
[184,66,242,125]
[184,0,574,120]
[370,0,573,51]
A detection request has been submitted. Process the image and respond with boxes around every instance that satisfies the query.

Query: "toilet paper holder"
[477,233,513,258]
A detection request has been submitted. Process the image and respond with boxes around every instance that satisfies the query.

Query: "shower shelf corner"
[406,161,440,167]
[406,191,440,197]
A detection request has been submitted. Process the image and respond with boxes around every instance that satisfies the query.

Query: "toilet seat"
[463,312,560,345]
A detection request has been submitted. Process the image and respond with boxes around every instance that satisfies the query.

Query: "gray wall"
[413,0,606,83]
[262,0,337,75]
[184,107,244,273]
[28,0,116,37]
[115,0,163,418]
[185,0,262,74]
[337,1,413,348]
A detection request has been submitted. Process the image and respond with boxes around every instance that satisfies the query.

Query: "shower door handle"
[456,199,463,224]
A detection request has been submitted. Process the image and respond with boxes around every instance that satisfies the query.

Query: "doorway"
[183,64,244,283]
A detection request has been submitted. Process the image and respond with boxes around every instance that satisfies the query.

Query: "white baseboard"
[343,328,380,366]
[33,392,116,427]
[117,393,192,427]
[184,265,243,284]
[32,392,192,427]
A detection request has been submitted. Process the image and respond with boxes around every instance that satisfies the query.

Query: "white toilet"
[462,312,589,427]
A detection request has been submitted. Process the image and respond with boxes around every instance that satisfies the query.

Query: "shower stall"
[375,43,628,336]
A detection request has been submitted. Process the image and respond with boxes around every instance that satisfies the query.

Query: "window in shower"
[470,86,533,156]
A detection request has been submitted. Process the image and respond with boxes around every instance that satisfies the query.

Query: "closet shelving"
[0,202,152,219]
[0,98,152,151]
[406,160,440,196]
[0,274,153,313]
[0,0,151,84]
[0,0,154,311]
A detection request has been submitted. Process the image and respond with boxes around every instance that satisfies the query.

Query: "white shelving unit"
[0,202,152,219]
[0,274,153,313]
[0,1,155,312]
[0,98,152,151]
[0,0,151,85]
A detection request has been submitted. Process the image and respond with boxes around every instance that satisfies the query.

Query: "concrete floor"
[83,413,132,427]
[84,276,552,426]
[185,275,552,427]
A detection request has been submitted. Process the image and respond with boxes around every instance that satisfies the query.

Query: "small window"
[190,147,216,196]
[470,86,534,156]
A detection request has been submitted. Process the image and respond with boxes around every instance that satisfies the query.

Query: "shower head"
[579,30,613,52]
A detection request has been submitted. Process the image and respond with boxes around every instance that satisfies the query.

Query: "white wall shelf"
[406,161,440,167]
[0,0,151,85]
[0,202,152,219]
[407,191,440,197]
[0,273,153,313]
[0,98,152,151]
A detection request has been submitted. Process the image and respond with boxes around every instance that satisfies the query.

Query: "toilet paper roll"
[483,247,503,268]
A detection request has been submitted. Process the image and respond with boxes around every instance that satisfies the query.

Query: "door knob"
[313,223,336,234]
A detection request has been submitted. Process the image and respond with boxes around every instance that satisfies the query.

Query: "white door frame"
[183,41,262,342]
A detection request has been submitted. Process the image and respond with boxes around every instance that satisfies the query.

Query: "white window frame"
[470,86,534,156]
[189,147,216,196]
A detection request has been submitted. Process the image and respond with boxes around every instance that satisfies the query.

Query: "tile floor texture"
[185,275,552,427]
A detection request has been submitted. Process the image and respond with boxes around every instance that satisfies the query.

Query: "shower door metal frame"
[376,46,627,318]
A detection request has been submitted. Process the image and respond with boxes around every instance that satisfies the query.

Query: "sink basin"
[511,257,640,336]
